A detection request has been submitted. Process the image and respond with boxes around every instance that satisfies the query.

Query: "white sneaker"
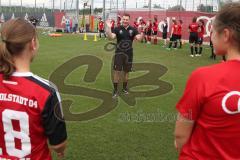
[112,91,119,99]
[190,55,194,57]
[196,54,200,57]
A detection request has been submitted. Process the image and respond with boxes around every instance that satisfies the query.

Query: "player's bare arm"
[135,32,144,41]
[51,140,67,158]
[174,113,194,152]
[106,19,116,40]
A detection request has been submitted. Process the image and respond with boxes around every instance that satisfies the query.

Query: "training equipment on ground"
[48,33,63,37]
[84,33,88,41]
[93,34,98,42]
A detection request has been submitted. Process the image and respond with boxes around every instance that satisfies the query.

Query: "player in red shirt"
[175,20,183,48]
[152,17,158,45]
[188,17,199,57]
[197,19,205,56]
[145,19,152,44]
[139,18,146,43]
[98,17,106,38]
[117,15,121,27]
[0,18,67,159]
[110,19,115,32]
[133,18,138,29]
[167,19,178,50]
[175,3,240,159]
[161,19,168,47]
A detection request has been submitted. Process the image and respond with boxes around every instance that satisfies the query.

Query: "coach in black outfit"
[106,13,143,98]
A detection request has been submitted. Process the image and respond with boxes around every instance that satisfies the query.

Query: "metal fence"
[0,0,222,13]
[0,0,229,29]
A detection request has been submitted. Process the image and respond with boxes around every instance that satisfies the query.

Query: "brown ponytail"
[0,18,36,79]
[0,42,15,79]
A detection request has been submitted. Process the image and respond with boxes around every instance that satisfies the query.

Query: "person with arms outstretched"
[105,13,143,98]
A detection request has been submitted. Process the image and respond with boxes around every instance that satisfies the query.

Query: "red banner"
[54,12,66,29]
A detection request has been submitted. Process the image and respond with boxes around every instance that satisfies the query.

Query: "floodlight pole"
[60,0,62,12]
[180,0,182,11]
[35,0,37,14]
[20,0,22,13]
[116,0,118,11]
[64,1,66,12]
[110,0,111,10]
[76,0,79,20]
[9,0,11,12]
[193,0,195,11]
[124,0,126,12]
[91,0,94,15]
[52,0,55,12]
[103,0,106,21]
[217,0,220,11]
[185,0,187,11]
[148,0,151,19]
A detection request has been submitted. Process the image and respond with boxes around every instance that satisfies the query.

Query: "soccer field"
[33,34,218,160]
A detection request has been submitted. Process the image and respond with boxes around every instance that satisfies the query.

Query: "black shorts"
[162,32,167,39]
[99,30,105,33]
[210,40,213,47]
[170,34,178,42]
[198,37,203,45]
[153,31,158,35]
[189,32,198,44]
[177,35,182,40]
[113,52,133,72]
[146,30,152,36]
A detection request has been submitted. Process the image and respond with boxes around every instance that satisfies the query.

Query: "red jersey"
[145,22,152,32]
[177,24,182,35]
[0,72,67,160]
[133,21,138,29]
[111,20,115,29]
[140,21,146,33]
[176,60,240,160]
[98,21,104,30]
[198,25,205,38]
[153,21,158,32]
[117,17,121,27]
[172,24,179,35]
[189,22,199,33]
[70,19,72,27]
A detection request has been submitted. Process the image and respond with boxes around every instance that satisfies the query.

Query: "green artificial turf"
[33,33,219,160]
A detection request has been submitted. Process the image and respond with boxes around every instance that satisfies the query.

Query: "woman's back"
[0,18,67,159]
[177,60,240,159]
[0,72,66,159]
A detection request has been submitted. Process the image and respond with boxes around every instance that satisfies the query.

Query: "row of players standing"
[132,17,167,45]
[98,16,221,60]
[97,16,122,38]
[132,17,205,57]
